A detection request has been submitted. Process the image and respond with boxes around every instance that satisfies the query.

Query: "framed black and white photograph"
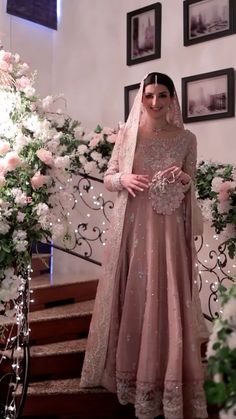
[183,0,236,46]
[182,68,235,123]
[124,83,140,121]
[127,3,161,66]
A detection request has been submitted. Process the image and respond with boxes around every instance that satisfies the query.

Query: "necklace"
[151,122,169,133]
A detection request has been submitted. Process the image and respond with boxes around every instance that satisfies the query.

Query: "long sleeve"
[104,127,124,192]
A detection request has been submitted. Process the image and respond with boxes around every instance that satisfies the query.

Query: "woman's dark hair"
[143,72,175,97]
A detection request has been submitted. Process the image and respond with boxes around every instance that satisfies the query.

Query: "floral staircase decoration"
[206,284,236,419]
[0,45,116,416]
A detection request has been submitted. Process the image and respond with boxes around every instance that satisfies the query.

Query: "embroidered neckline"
[137,129,190,145]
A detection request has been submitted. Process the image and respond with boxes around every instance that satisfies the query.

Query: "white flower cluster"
[0,268,22,322]
[76,126,117,174]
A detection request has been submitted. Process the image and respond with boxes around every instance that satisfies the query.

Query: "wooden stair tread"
[32,253,50,259]
[18,378,107,396]
[30,274,50,288]
[29,300,94,323]
[30,338,87,357]
[30,277,98,291]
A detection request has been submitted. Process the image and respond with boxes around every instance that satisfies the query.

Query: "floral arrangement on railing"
[0,46,117,329]
[196,161,236,258]
[205,283,236,418]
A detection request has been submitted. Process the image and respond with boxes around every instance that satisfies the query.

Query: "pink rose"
[219,181,236,202]
[0,60,12,72]
[89,133,103,148]
[0,141,10,155]
[2,52,12,63]
[0,175,6,187]
[15,76,31,90]
[107,133,117,143]
[36,149,54,166]
[31,172,49,190]
[4,152,22,171]
[0,159,6,175]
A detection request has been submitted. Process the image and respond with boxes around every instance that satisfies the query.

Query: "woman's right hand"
[121,174,150,197]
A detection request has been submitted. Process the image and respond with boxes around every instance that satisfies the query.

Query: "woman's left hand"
[158,165,191,185]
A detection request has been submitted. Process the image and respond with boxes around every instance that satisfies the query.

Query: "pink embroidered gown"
[101,130,208,419]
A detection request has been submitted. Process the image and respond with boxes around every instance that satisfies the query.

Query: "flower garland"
[206,284,236,418]
[196,161,236,259]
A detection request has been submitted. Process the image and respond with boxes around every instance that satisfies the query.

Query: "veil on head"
[124,73,184,138]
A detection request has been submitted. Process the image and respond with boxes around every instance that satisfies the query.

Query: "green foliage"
[196,161,236,259]
[206,284,236,414]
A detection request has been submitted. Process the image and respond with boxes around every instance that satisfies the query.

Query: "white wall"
[1,0,236,289]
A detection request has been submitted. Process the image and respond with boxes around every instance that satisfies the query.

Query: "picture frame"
[124,83,140,121]
[182,68,235,123]
[126,3,161,66]
[183,0,236,46]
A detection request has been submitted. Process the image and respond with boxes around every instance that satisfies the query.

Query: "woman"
[81,72,208,419]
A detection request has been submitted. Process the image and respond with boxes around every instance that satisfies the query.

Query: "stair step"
[29,300,94,344]
[17,378,135,417]
[30,278,98,311]
[31,254,50,277]
[29,339,86,380]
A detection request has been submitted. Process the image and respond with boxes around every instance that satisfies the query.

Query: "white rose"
[41,95,54,111]
[222,298,236,326]
[211,176,223,193]
[74,125,84,139]
[24,86,36,97]
[0,222,10,234]
[17,212,25,222]
[54,156,70,170]
[77,144,88,154]
[84,161,97,174]
[36,203,49,217]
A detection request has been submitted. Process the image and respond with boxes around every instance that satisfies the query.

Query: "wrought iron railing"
[53,172,234,321]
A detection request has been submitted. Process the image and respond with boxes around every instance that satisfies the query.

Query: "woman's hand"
[121,174,150,197]
[158,166,191,185]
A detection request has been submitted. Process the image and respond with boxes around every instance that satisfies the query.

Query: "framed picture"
[182,68,235,123]
[184,0,236,46]
[124,83,140,121]
[127,3,161,66]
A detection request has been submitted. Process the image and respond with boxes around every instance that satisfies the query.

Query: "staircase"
[11,273,219,419]
[18,275,135,418]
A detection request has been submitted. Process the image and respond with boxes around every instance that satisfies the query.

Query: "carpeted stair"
[12,274,219,419]
[17,275,135,418]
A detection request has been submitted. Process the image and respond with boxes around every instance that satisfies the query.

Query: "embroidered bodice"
[104,129,197,216]
[133,130,195,176]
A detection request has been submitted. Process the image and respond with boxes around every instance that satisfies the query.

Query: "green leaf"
[205,381,227,404]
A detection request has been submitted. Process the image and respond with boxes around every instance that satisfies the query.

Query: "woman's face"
[142,83,172,120]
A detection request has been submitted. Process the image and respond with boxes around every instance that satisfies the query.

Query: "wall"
[1,0,236,291]
[50,0,236,164]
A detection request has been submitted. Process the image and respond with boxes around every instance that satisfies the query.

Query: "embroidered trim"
[116,372,207,419]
